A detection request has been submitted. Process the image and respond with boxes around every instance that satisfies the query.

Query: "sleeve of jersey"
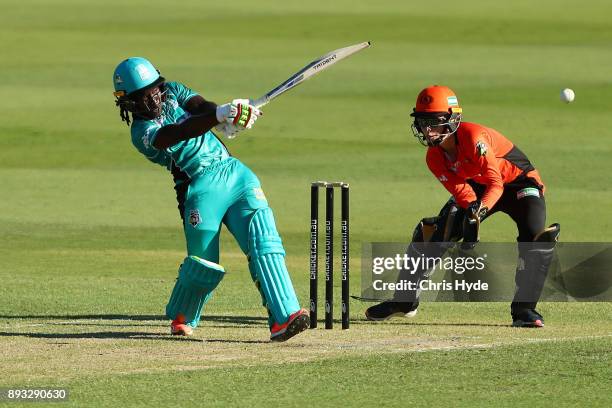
[131,121,163,159]
[426,149,477,208]
[165,81,199,108]
[469,134,504,210]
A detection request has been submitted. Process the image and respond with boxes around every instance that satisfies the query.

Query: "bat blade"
[252,41,371,108]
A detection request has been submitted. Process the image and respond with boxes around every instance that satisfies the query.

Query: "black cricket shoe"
[512,309,544,328]
[365,301,419,321]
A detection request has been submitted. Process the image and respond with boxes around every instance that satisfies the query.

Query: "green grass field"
[1,1,611,406]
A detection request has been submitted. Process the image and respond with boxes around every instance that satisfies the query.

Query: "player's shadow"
[0,314,268,327]
[0,314,271,341]
[0,331,204,342]
[205,339,270,344]
[0,331,273,344]
[348,319,508,328]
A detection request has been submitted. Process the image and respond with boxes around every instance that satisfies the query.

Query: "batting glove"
[216,99,262,129]
[214,122,243,139]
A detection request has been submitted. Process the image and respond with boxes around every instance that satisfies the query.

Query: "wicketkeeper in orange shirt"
[366,85,560,327]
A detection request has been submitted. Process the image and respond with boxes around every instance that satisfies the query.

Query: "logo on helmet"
[447,96,459,106]
[420,95,433,104]
[135,64,154,81]
[114,74,123,84]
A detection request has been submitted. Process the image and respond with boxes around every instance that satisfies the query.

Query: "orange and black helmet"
[410,85,463,146]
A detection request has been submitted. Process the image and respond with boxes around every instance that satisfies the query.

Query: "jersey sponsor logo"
[517,187,540,200]
[438,174,448,182]
[189,209,201,228]
[476,141,488,156]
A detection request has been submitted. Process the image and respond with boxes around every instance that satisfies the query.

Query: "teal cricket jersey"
[130,81,230,183]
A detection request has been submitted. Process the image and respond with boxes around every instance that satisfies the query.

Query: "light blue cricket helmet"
[113,57,164,96]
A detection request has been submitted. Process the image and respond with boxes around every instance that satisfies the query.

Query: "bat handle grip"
[251,96,269,109]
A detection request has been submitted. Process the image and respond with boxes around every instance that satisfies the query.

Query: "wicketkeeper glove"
[461,201,488,250]
[466,200,488,222]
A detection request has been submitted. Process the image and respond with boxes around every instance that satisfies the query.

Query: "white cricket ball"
[560,88,575,103]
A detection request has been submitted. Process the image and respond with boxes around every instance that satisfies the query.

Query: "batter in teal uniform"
[112,57,309,341]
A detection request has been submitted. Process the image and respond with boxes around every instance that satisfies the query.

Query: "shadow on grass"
[0,314,509,328]
[0,331,203,342]
[348,318,508,328]
[0,314,268,325]
[0,331,274,344]
[206,339,270,344]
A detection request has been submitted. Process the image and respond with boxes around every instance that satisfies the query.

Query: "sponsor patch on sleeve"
[253,187,267,201]
[142,124,162,149]
[476,141,488,157]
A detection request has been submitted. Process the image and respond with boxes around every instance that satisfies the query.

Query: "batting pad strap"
[534,223,561,244]
[165,256,225,327]
[180,256,225,288]
[248,208,299,325]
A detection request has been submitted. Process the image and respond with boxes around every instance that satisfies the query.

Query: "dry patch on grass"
[1,315,610,384]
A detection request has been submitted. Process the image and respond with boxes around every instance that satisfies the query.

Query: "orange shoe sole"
[171,323,193,336]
